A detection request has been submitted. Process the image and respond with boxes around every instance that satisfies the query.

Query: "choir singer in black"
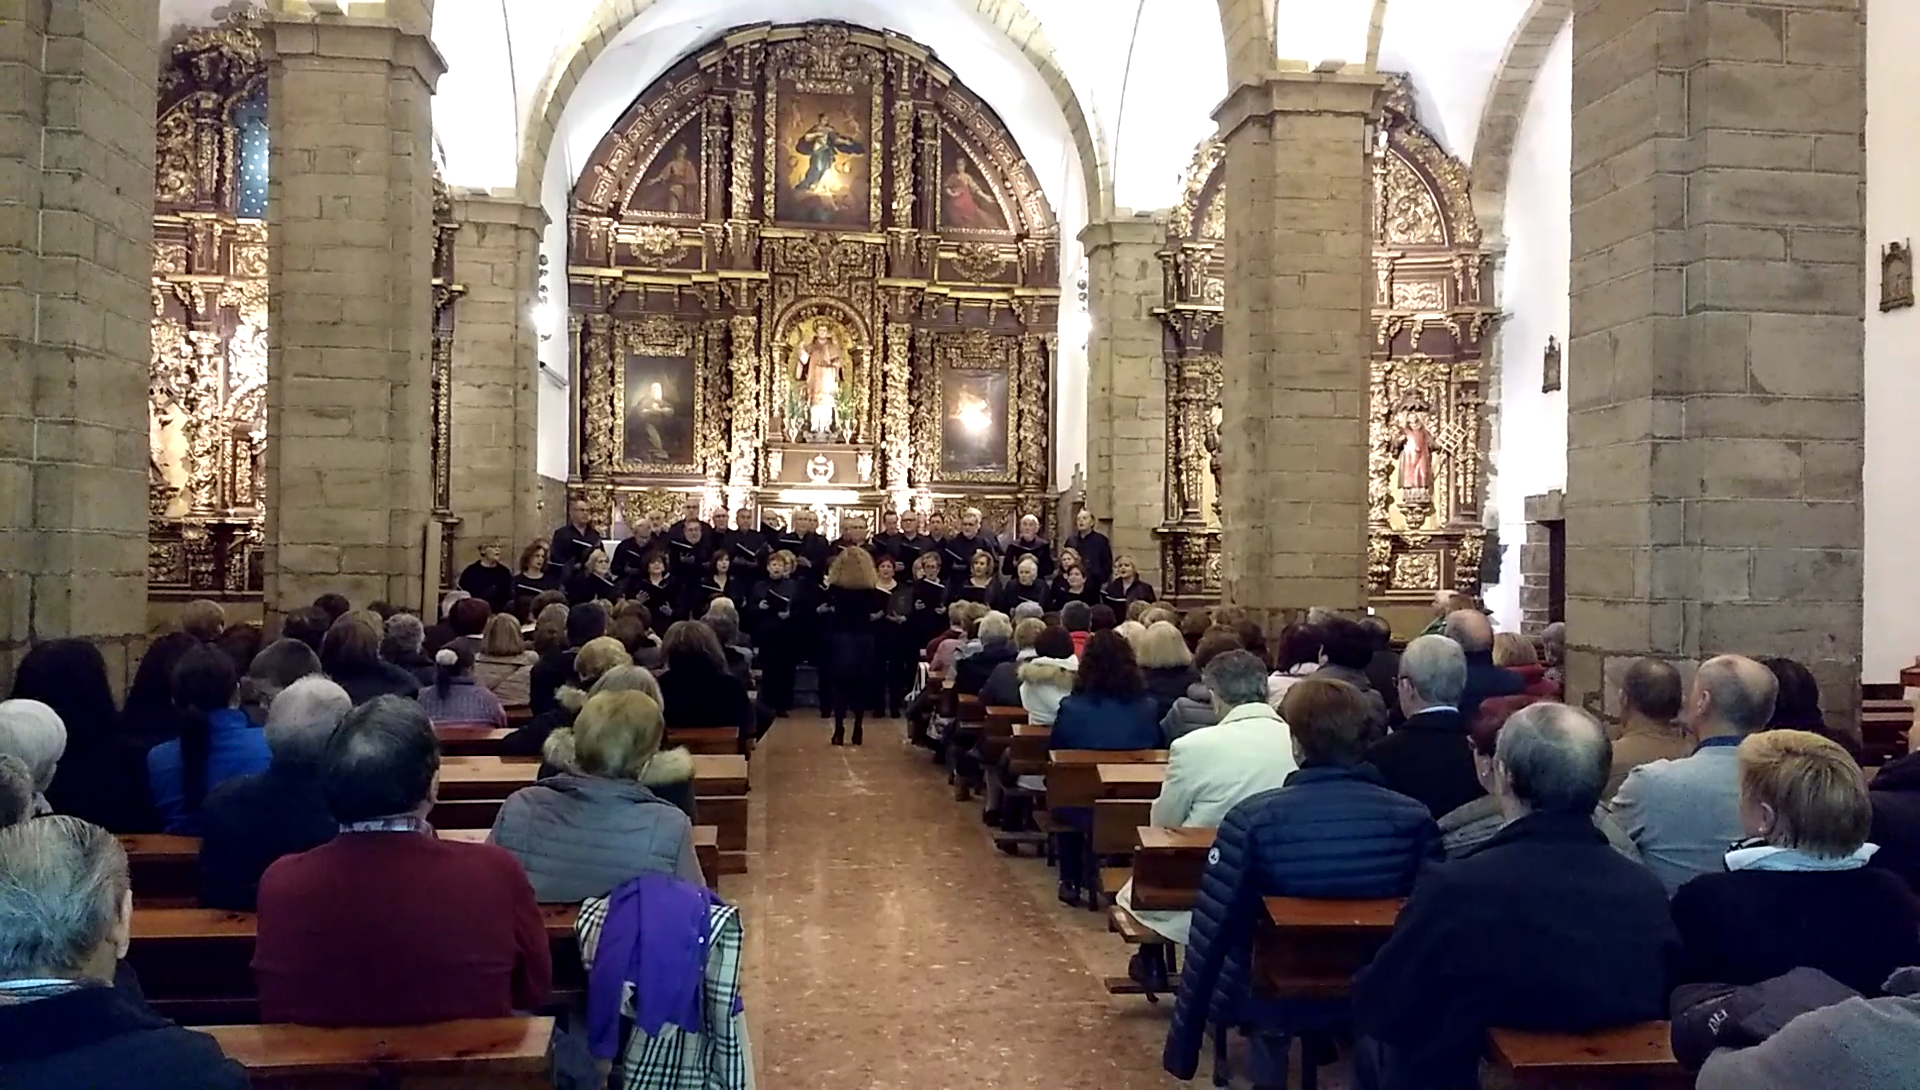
[548,497,604,577]
[457,539,513,613]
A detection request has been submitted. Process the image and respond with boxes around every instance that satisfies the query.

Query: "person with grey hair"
[1540,620,1567,681]
[0,816,250,1087]
[955,611,1018,697]
[1009,599,1044,624]
[1118,646,1300,961]
[1366,634,1485,818]
[1352,703,1680,1090]
[196,676,350,910]
[380,612,435,686]
[1611,653,1780,895]
[1442,608,1526,723]
[253,696,551,1026]
[0,755,37,829]
[0,700,65,818]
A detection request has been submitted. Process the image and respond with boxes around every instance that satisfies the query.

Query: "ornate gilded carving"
[950,242,1008,283]
[1379,154,1444,246]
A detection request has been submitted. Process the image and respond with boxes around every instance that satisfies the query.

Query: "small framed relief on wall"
[1541,336,1562,394]
[1882,240,1914,312]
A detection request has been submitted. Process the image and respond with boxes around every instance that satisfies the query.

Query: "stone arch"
[1469,0,1572,245]
[514,0,1111,220]
[1216,0,1392,88]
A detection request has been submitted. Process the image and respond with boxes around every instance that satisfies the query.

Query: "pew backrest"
[205,1016,554,1087]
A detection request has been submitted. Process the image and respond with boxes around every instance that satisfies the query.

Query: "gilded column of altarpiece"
[1155,76,1497,608]
[565,22,1060,539]
[149,14,464,601]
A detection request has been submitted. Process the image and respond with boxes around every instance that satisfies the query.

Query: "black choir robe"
[566,569,622,607]
[548,522,604,576]
[1001,537,1054,580]
[1101,576,1157,611]
[457,561,512,613]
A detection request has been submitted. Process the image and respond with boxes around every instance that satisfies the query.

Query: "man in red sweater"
[253,696,551,1025]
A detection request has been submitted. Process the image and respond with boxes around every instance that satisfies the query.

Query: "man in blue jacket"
[1163,677,1440,1085]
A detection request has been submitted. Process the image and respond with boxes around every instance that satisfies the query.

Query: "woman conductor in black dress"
[820,546,889,746]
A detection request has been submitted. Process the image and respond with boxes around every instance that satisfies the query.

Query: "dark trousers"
[759,633,797,713]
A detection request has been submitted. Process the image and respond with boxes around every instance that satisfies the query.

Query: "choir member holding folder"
[688,551,746,617]
[951,549,1000,605]
[1000,514,1053,580]
[566,549,621,606]
[625,553,681,625]
[726,508,768,589]
[1100,555,1157,611]
[666,517,713,584]
[750,550,804,715]
[512,541,561,603]
[994,554,1049,613]
[547,497,604,577]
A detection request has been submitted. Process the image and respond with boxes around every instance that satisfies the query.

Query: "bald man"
[1441,609,1526,723]
[1609,654,1780,895]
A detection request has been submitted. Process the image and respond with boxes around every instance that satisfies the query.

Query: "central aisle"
[725,716,1186,1088]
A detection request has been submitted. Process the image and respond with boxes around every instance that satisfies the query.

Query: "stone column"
[1079,217,1168,586]
[1566,0,1865,717]
[448,191,545,566]
[1213,74,1381,618]
[0,0,159,686]
[262,4,444,613]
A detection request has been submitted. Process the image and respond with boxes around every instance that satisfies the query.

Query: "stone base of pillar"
[1080,217,1170,588]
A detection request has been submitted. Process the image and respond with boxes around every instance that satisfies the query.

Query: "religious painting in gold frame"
[774,309,864,444]
[626,118,704,220]
[772,84,873,228]
[612,317,707,478]
[939,134,1010,235]
[941,370,1010,475]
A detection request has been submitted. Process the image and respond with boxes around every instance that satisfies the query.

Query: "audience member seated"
[473,612,539,707]
[146,645,266,837]
[176,598,226,643]
[1160,627,1244,743]
[1438,688,1638,859]
[981,616,1043,709]
[1691,966,1920,1090]
[9,639,157,833]
[314,592,352,624]
[1672,730,1920,996]
[490,690,702,902]
[1016,625,1078,726]
[1119,650,1295,974]
[1351,704,1680,1090]
[656,621,753,738]
[214,623,263,676]
[254,695,551,1026]
[197,677,347,911]
[0,700,64,818]
[415,643,508,728]
[1366,635,1485,819]
[121,631,198,743]
[1870,741,1920,893]
[1062,600,1094,654]
[1048,629,1163,904]
[1049,629,1162,753]
[1136,621,1199,722]
[1163,677,1440,1083]
[1313,617,1390,736]
[1417,590,1471,637]
[380,613,436,686]
[237,637,323,727]
[504,636,631,758]
[1265,624,1321,707]
[537,665,694,818]
[0,817,250,1088]
[611,609,666,671]
[1492,631,1560,698]
[446,596,493,649]
[1539,620,1566,682]
[1597,659,1688,800]
[1761,656,1863,760]
[1612,653,1777,895]
[1442,609,1525,724]
[1360,616,1400,714]
[0,754,36,828]
[955,611,1017,696]
[530,602,608,715]
[281,605,331,656]
[320,613,423,707]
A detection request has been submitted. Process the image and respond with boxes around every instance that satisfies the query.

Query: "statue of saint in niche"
[795,321,847,438]
[1397,407,1434,491]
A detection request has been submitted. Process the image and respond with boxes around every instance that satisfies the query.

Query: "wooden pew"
[435,727,513,757]
[1861,682,1913,765]
[1007,724,1051,776]
[1097,762,1166,800]
[1045,749,1168,812]
[504,705,533,729]
[980,705,1026,763]
[128,904,583,1025]
[1487,1023,1688,1090]
[1252,896,1402,1000]
[436,756,539,801]
[1129,826,1212,911]
[667,727,740,755]
[121,834,201,905]
[434,827,723,888]
[206,1016,554,1088]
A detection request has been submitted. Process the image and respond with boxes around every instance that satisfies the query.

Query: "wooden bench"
[437,756,539,801]
[1861,683,1913,765]
[1045,749,1167,811]
[435,727,513,757]
[1097,762,1166,800]
[1130,826,1213,911]
[504,705,533,729]
[121,834,201,905]
[980,705,1026,762]
[1252,896,1403,1000]
[1091,798,1154,856]
[1007,724,1051,776]
[668,727,741,755]
[129,905,584,1026]
[1487,1023,1688,1090]
[206,1016,554,1087]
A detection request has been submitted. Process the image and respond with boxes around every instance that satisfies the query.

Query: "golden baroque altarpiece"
[1155,76,1496,607]
[566,23,1059,540]
[148,14,463,601]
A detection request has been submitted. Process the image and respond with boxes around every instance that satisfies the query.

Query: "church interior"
[4,0,1919,1086]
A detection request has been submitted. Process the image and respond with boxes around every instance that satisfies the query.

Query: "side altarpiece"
[567,22,1059,538]
[147,15,464,602]
[1154,77,1496,608]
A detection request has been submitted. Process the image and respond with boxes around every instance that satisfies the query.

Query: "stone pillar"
[1565,0,1865,717]
[1079,217,1168,586]
[1213,74,1381,617]
[448,191,545,566]
[262,4,444,613]
[0,0,159,686]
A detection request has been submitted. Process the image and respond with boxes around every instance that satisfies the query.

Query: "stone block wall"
[1519,489,1563,634]
[0,0,160,688]
[1079,217,1168,587]
[449,192,545,565]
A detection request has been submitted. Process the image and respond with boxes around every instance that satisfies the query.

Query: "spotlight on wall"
[534,254,555,343]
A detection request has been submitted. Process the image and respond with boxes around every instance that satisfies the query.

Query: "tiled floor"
[727,715,1192,1088]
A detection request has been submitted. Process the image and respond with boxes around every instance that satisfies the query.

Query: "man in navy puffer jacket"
[1163,677,1440,1082]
